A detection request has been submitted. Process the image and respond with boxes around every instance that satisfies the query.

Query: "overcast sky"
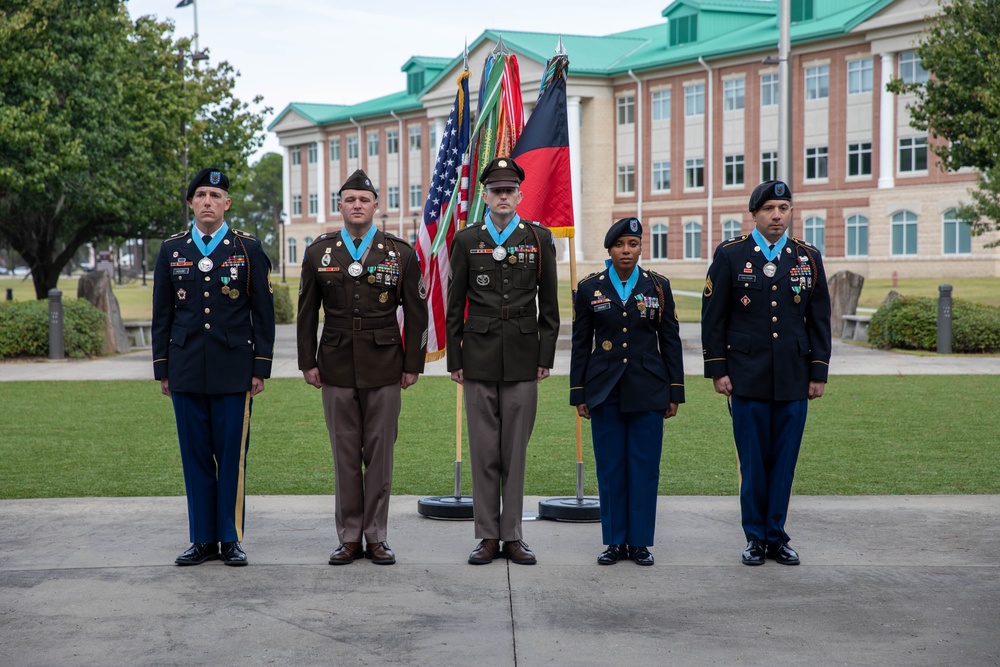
[125,0,674,160]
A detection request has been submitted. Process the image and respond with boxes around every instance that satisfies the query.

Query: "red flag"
[511,75,574,237]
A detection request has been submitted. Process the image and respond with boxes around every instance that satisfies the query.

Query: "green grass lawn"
[1,375,996,499]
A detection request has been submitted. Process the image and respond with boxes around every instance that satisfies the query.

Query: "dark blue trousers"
[171,391,252,543]
[730,395,808,544]
[590,393,663,547]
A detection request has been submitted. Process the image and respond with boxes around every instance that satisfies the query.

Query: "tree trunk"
[829,270,865,338]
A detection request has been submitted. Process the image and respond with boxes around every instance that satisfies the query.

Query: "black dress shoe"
[742,539,766,566]
[597,544,628,565]
[629,546,654,566]
[175,542,219,566]
[767,540,800,565]
[221,541,248,566]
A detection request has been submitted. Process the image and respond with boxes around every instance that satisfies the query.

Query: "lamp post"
[177,48,209,228]
[380,213,387,233]
[411,216,418,245]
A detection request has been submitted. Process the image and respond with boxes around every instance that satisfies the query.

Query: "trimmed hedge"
[0,299,106,359]
[273,283,295,324]
[869,296,1000,353]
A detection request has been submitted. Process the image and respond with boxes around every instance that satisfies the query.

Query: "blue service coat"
[570,267,685,411]
[152,228,276,393]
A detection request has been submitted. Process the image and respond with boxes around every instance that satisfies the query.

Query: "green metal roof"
[268,90,422,131]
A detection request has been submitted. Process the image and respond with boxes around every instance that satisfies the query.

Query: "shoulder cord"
[235,235,250,299]
[652,275,665,326]
[386,236,402,303]
[527,225,542,281]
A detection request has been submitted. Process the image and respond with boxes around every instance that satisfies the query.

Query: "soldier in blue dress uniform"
[570,217,685,566]
[701,180,831,566]
[152,168,276,567]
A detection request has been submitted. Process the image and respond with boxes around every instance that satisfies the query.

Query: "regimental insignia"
[775,182,785,197]
[210,171,221,185]
[704,275,714,297]
[177,288,187,300]
[321,253,331,267]
[365,178,371,187]
[741,295,751,307]
[336,241,343,247]
[173,251,179,258]
[379,291,388,303]
[629,219,639,232]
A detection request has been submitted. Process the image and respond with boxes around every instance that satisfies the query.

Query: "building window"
[942,209,972,255]
[723,79,745,111]
[899,50,929,84]
[290,146,301,166]
[670,14,697,47]
[848,142,873,177]
[430,127,437,151]
[685,158,704,189]
[684,222,702,259]
[805,146,828,180]
[308,193,318,215]
[408,126,421,151]
[891,210,918,256]
[846,214,869,257]
[651,90,671,121]
[292,194,302,216]
[761,73,779,107]
[304,236,313,248]
[761,151,778,182]
[724,154,745,186]
[722,219,741,240]
[287,238,297,265]
[617,164,635,194]
[329,138,340,162]
[387,186,400,210]
[803,216,825,253]
[792,0,814,22]
[899,136,928,172]
[685,84,705,116]
[347,136,359,159]
[651,224,668,259]
[652,161,671,191]
[307,142,317,164]
[386,130,399,155]
[805,65,829,100]
[616,95,635,125]
[409,184,422,209]
[848,58,873,94]
[367,132,379,157]
[330,192,341,214]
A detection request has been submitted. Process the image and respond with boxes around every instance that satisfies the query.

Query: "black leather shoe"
[767,540,800,565]
[742,539,766,566]
[629,545,654,566]
[597,544,628,565]
[221,541,248,567]
[175,542,219,566]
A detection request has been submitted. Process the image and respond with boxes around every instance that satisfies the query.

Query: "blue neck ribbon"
[192,221,229,258]
[609,265,640,305]
[752,228,787,262]
[484,212,521,248]
[342,224,378,262]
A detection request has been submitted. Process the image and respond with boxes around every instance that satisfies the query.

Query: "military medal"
[602,340,613,351]
[221,276,231,295]
[763,262,777,277]
[368,274,377,284]
[794,294,801,303]
[508,255,517,264]
[229,289,239,299]
[348,261,363,277]
[492,246,507,261]
[637,301,646,313]
[198,257,214,272]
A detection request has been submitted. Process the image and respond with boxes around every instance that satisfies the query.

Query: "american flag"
[416,71,470,362]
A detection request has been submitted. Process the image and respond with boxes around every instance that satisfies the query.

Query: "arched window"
[891,210,918,256]
[684,222,702,259]
[651,224,668,259]
[304,236,313,248]
[942,209,971,255]
[845,215,868,257]
[803,216,825,253]
[722,219,741,240]
[287,238,298,265]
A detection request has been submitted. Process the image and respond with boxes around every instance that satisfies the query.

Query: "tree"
[227,152,283,267]
[0,0,270,298]
[886,0,1000,244]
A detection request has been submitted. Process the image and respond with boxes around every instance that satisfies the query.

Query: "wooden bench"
[124,320,152,349]
[841,314,872,342]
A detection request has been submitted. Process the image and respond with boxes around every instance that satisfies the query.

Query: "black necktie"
[202,234,212,247]
[354,237,362,248]
[769,244,777,262]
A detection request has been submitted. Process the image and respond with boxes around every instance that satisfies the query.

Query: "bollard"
[937,284,952,354]
[48,289,65,360]
[5,288,12,301]
[892,270,898,288]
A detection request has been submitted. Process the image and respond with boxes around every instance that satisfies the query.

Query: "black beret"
[339,169,378,197]
[479,156,525,188]
[604,217,643,248]
[748,180,792,212]
[187,168,229,200]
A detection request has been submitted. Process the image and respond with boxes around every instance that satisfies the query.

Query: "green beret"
[339,169,378,197]
[187,168,229,200]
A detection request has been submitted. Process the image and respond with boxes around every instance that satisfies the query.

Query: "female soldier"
[570,218,685,565]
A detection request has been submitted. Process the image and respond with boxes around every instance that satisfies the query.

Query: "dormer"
[661,0,777,48]
[401,56,452,96]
